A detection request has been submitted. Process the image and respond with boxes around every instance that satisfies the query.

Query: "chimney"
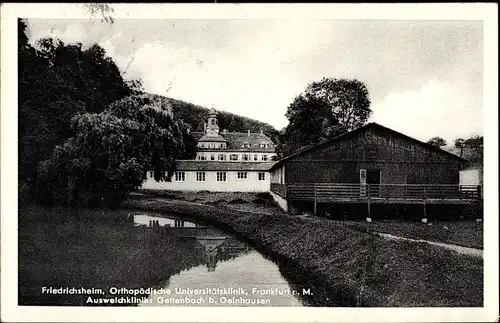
[260,129,263,135]
[247,130,250,137]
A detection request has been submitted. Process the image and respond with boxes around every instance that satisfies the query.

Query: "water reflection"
[134,214,197,227]
[133,213,304,307]
[197,237,226,272]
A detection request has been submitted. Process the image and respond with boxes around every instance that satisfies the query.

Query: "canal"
[19,207,311,306]
[133,213,305,307]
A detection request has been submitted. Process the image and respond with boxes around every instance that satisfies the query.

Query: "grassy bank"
[127,196,483,307]
[138,189,285,215]
[19,206,206,306]
[339,220,483,249]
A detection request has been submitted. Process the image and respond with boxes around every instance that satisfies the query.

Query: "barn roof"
[270,122,466,170]
[175,160,275,171]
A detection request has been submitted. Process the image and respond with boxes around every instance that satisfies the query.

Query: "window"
[242,142,250,148]
[210,155,215,161]
[261,155,268,161]
[253,154,258,161]
[200,155,207,161]
[149,171,153,178]
[216,172,227,182]
[218,154,225,161]
[196,172,206,182]
[230,154,239,161]
[200,143,204,148]
[260,142,268,148]
[258,172,266,181]
[237,172,248,180]
[242,154,249,161]
[175,172,185,182]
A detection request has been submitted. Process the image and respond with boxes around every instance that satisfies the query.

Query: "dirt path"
[375,232,483,258]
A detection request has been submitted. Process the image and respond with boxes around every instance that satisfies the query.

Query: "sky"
[25,16,484,144]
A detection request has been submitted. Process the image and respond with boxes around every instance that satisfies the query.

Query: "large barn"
[269,123,482,219]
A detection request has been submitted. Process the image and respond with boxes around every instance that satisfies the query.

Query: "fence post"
[420,202,427,223]
[367,184,372,220]
[313,183,317,216]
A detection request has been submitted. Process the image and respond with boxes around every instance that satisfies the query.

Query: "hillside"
[146,93,280,143]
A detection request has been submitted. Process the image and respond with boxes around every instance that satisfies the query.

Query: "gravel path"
[375,232,483,258]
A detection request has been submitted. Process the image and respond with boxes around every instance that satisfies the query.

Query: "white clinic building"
[142,108,277,192]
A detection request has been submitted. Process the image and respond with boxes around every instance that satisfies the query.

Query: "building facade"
[141,108,277,192]
[269,123,481,218]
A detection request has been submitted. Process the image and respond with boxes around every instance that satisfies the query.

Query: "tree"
[454,138,466,157]
[276,78,371,157]
[453,136,483,164]
[18,18,142,202]
[82,3,115,24]
[464,136,483,165]
[427,137,447,149]
[38,95,196,207]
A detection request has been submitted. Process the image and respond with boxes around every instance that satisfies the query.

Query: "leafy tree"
[38,95,195,207]
[427,137,447,149]
[277,78,371,157]
[454,138,466,157]
[18,18,142,201]
[82,3,115,24]
[457,135,483,165]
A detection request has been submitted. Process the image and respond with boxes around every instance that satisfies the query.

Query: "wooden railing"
[270,183,287,198]
[282,183,481,201]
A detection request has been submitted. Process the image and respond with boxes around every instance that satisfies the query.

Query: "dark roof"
[222,132,275,151]
[270,122,466,170]
[198,148,275,153]
[198,134,227,142]
[461,165,483,171]
[192,131,276,152]
[175,160,276,171]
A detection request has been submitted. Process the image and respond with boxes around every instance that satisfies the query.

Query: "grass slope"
[340,220,483,249]
[127,196,483,307]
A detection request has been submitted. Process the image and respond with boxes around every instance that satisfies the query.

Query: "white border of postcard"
[1,3,498,323]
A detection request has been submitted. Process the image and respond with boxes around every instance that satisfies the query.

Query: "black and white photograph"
[1,3,498,323]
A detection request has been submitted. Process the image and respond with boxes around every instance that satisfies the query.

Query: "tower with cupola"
[206,108,220,137]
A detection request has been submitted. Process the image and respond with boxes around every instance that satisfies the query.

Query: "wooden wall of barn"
[285,126,462,184]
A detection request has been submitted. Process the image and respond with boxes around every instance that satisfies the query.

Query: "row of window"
[199,142,271,149]
[174,171,266,182]
[242,142,270,149]
[199,143,227,149]
[197,154,269,161]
